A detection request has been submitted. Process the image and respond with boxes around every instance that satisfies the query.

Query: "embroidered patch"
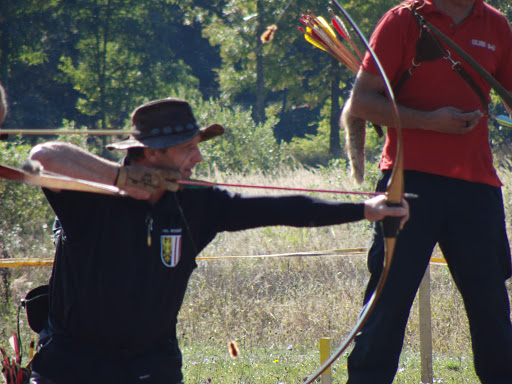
[161,231,182,268]
[471,39,495,52]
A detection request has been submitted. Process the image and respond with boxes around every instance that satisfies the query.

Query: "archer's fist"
[364,194,409,230]
[115,166,181,194]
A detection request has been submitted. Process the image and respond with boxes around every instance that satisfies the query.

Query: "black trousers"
[30,372,184,384]
[347,171,512,384]
[30,337,184,384]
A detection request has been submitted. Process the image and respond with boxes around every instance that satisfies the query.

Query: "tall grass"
[2,163,512,383]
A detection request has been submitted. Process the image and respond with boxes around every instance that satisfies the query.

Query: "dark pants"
[30,336,184,384]
[30,372,184,384]
[347,171,512,384]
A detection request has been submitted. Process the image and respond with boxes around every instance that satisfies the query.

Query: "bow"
[0,163,122,195]
[303,1,404,382]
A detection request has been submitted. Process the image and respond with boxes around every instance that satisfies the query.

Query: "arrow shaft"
[180,179,417,198]
[0,129,138,136]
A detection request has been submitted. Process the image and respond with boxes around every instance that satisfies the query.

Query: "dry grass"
[179,164,512,362]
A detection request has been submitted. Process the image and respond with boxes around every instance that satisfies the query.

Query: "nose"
[192,146,203,164]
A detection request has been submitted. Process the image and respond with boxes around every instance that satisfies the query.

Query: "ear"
[143,147,158,161]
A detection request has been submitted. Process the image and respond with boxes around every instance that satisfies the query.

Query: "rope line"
[0,248,449,268]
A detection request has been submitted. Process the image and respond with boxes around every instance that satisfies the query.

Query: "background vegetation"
[1,0,511,160]
[3,166,512,383]
[1,0,512,383]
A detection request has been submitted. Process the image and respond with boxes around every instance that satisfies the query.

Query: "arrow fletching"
[329,9,349,39]
[302,29,329,52]
[316,15,337,41]
[299,10,362,73]
[495,114,512,128]
[329,9,363,60]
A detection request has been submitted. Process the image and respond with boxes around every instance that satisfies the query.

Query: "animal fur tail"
[341,108,366,186]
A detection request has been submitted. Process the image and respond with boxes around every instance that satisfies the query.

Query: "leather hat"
[107,98,224,150]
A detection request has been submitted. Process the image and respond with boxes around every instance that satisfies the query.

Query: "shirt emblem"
[161,229,182,268]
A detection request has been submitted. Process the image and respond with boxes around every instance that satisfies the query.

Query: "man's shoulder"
[376,1,418,31]
[387,0,419,17]
[481,1,511,25]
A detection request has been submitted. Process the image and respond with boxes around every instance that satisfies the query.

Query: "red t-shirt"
[362,0,512,186]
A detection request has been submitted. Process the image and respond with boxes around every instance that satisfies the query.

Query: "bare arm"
[30,141,119,185]
[29,142,178,201]
[346,70,483,134]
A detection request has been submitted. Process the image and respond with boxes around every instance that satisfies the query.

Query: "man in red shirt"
[341,0,512,383]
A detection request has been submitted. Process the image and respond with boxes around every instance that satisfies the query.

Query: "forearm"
[29,141,119,185]
[349,90,430,130]
[348,70,482,134]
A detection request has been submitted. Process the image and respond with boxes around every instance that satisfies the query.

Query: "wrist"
[115,166,128,188]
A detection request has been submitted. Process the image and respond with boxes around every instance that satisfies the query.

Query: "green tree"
[198,0,400,160]
[0,0,84,128]
[57,0,200,132]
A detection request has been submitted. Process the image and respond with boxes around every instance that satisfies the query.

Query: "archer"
[26,98,409,384]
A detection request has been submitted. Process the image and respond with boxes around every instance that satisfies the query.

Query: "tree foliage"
[0,0,510,163]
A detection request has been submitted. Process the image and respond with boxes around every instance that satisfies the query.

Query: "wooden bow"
[0,164,122,195]
[303,1,404,382]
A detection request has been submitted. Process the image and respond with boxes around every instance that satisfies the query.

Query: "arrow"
[180,179,417,198]
[0,129,139,136]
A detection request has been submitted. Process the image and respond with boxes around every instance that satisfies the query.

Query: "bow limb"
[0,163,122,195]
[303,2,403,382]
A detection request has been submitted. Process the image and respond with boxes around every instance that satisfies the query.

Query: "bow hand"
[115,166,181,198]
[364,194,409,231]
[382,202,404,237]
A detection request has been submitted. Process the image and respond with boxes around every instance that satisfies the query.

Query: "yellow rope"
[0,248,448,268]
[0,258,54,268]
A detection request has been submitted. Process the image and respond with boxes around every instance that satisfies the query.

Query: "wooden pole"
[419,264,433,383]
[319,337,332,384]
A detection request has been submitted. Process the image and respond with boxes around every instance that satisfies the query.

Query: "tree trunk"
[329,57,341,157]
[0,1,11,92]
[255,0,266,124]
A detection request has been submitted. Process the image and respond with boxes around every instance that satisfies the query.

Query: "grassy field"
[179,165,512,383]
[3,164,512,383]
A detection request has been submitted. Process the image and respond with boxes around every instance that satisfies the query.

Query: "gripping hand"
[115,166,181,192]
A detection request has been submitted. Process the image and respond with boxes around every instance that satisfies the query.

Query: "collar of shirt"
[417,0,484,19]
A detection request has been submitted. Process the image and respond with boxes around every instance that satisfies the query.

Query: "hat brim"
[107,124,224,150]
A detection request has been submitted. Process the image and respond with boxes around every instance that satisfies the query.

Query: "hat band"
[136,122,200,139]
